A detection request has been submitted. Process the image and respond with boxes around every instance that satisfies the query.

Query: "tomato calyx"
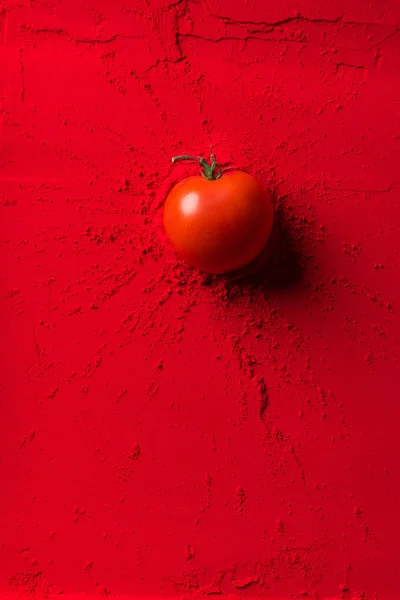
[172,150,223,181]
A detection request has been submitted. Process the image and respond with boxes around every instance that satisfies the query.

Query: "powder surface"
[1,0,400,598]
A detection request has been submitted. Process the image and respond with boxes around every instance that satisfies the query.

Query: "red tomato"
[163,153,274,274]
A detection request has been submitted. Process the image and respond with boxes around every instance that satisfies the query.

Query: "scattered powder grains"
[1,0,399,598]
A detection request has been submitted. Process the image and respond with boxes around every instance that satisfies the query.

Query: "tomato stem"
[172,150,222,181]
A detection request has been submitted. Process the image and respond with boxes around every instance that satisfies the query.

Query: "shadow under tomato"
[238,218,302,289]
[202,195,305,294]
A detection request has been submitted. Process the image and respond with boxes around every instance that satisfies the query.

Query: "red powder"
[1,0,400,598]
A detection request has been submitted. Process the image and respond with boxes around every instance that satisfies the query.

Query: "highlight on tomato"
[163,150,274,274]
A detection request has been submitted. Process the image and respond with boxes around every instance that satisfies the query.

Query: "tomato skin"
[163,171,274,274]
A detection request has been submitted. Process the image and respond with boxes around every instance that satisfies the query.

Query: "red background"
[1,0,400,598]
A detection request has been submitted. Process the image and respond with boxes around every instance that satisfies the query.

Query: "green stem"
[172,150,222,180]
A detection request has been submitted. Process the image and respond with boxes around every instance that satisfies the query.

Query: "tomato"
[163,152,274,274]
